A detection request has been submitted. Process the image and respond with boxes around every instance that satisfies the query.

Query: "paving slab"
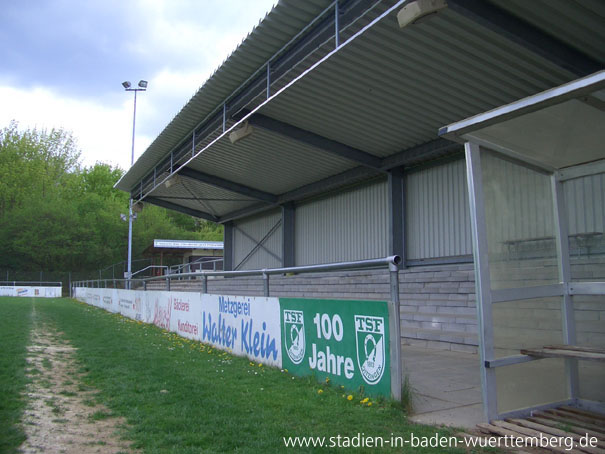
[402,344,484,428]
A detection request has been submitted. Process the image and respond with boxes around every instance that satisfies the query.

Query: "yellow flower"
[258,363,263,367]
[368,402,373,406]
[325,377,330,383]
[318,389,323,394]
[361,397,369,404]
[347,395,353,401]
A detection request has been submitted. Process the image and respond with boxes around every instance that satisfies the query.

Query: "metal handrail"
[73,256,401,295]
[154,255,400,280]
[169,257,223,274]
[0,281,62,286]
[131,265,168,278]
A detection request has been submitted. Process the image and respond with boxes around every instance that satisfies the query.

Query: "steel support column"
[282,203,295,267]
[465,142,497,422]
[388,167,405,266]
[552,174,579,400]
[223,221,234,271]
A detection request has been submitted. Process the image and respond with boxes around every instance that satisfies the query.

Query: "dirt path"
[19,308,134,454]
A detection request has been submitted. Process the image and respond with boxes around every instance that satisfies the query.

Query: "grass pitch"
[2,297,482,453]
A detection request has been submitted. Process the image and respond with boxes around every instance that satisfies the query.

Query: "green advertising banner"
[280,298,390,398]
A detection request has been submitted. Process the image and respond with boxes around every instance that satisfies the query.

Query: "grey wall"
[406,158,472,259]
[295,179,389,266]
[233,209,282,270]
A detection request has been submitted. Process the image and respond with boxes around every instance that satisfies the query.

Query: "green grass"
[0,297,33,453]
[20,298,482,453]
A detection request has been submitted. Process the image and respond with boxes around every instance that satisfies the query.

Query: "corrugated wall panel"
[564,173,605,235]
[233,209,282,270]
[295,180,389,266]
[406,159,472,259]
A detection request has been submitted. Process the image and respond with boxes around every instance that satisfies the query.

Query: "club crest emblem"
[355,315,385,385]
[283,310,305,364]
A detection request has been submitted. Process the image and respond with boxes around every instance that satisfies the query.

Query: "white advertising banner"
[0,286,62,298]
[148,291,172,331]
[73,289,283,367]
[169,292,203,341]
[200,294,282,367]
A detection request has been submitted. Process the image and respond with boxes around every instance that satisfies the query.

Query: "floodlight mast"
[122,80,148,288]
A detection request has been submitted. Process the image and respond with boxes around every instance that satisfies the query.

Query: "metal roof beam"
[447,0,602,77]
[218,139,462,223]
[245,112,384,170]
[146,197,219,222]
[179,167,278,204]
[381,138,461,170]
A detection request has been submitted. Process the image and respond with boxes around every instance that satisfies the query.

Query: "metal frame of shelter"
[441,70,605,421]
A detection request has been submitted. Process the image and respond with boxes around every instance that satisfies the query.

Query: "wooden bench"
[521,345,605,362]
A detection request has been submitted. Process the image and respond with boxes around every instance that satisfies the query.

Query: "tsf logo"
[283,310,305,364]
[354,315,385,385]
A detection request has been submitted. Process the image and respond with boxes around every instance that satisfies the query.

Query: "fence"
[73,255,403,400]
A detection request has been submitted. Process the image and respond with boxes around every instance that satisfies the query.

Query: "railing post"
[263,270,270,297]
[166,276,170,291]
[389,261,402,401]
[202,274,208,294]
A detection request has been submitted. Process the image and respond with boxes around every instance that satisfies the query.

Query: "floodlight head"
[120,213,127,221]
[397,0,447,28]
[122,81,131,89]
[164,174,181,188]
[138,80,148,89]
[229,121,254,144]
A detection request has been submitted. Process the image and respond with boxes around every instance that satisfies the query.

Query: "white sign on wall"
[0,286,62,298]
[201,294,282,367]
[169,292,203,341]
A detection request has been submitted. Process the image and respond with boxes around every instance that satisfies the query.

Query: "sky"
[0,0,276,170]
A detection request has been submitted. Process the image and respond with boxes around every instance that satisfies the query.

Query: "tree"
[0,122,223,274]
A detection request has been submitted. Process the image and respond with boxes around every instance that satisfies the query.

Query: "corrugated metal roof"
[118,0,335,190]
[149,176,259,216]
[118,0,605,221]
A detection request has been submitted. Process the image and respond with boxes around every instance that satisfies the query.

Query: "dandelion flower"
[347,395,353,401]
[325,377,330,383]
[368,402,373,406]
[361,397,369,404]
[318,389,323,394]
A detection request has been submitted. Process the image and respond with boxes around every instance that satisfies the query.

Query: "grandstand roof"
[116,0,605,223]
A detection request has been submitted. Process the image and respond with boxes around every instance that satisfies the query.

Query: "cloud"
[0,0,276,171]
[0,84,148,170]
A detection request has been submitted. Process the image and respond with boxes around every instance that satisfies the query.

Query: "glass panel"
[496,359,568,414]
[480,151,559,289]
[493,297,563,358]
[565,171,605,282]
[573,295,605,403]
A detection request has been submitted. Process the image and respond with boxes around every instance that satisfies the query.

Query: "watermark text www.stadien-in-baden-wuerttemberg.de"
[282,431,600,450]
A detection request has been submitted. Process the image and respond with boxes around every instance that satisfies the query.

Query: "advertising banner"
[72,289,391,398]
[169,292,203,341]
[148,291,172,331]
[0,286,62,298]
[280,298,390,397]
[201,294,282,367]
